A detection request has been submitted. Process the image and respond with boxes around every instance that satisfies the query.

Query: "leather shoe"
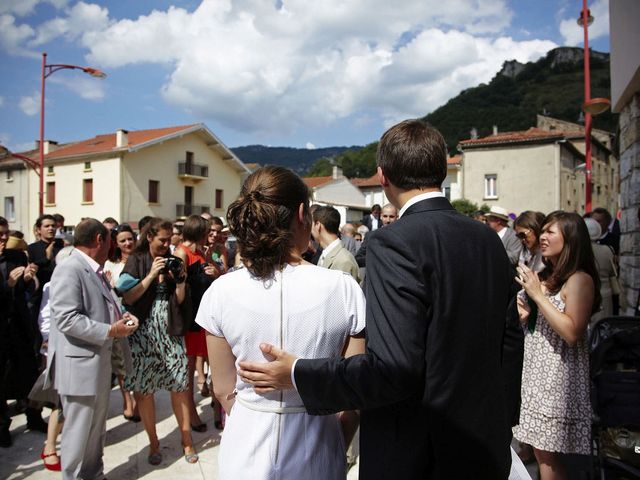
[0,428,11,448]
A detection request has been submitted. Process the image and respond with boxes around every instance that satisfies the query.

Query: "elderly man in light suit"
[44,219,139,480]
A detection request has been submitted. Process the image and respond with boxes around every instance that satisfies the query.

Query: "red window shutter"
[83,179,93,202]
[46,182,55,204]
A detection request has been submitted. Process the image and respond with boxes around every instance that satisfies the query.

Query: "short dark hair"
[591,207,612,223]
[377,119,447,189]
[74,218,108,248]
[138,215,153,233]
[103,217,119,226]
[210,216,224,227]
[0,216,7,228]
[313,206,340,235]
[35,214,56,229]
[53,213,65,223]
[182,215,208,243]
[371,204,381,213]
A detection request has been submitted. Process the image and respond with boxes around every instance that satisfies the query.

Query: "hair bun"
[247,190,263,202]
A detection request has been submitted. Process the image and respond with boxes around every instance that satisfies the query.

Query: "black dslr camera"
[162,255,184,276]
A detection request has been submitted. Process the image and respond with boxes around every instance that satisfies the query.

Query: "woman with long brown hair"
[196,166,365,479]
[513,211,600,480]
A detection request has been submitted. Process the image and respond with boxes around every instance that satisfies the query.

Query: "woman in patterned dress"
[116,218,198,465]
[513,211,600,480]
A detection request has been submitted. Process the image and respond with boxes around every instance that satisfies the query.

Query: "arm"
[338,334,365,447]
[206,333,237,414]
[516,265,593,346]
[355,236,367,267]
[504,233,522,266]
[122,256,165,305]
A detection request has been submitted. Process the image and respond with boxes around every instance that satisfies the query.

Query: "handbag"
[167,285,192,336]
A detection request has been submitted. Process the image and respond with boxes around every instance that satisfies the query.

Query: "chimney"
[116,129,129,148]
[492,125,498,136]
[332,165,343,179]
[43,140,58,154]
[470,128,478,140]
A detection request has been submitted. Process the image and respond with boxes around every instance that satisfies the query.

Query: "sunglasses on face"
[516,230,531,240]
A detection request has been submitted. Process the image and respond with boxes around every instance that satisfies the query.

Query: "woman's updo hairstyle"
[227,166,310,280]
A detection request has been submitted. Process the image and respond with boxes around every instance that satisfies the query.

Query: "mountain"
[230,145,360,175]
[425,47,616,151]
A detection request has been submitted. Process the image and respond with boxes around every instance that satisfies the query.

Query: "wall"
[0,163,30,234]
[610,0,640,112]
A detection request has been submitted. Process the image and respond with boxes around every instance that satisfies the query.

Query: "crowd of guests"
[0,164,625,480]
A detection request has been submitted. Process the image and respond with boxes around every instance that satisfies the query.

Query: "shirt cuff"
[291,358,299,391]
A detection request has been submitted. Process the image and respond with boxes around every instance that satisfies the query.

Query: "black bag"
[167,286,192,337]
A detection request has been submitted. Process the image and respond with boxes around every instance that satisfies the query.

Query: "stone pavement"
[0,387,360,480]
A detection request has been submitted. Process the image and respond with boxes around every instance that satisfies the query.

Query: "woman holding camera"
[116,218,198,465]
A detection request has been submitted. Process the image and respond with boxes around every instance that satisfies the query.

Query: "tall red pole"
[39,52,46,215]
[582,1,593,213]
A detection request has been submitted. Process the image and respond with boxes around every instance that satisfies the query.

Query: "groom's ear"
[377,166,390,187]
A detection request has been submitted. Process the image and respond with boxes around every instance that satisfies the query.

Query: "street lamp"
[577,1,610,213]
[38,52,106,214]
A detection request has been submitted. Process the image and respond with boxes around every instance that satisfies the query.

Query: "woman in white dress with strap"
[196,166,365,480]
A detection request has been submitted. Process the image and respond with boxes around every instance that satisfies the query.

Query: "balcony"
[178,162,208,179]
[176,204,210,217]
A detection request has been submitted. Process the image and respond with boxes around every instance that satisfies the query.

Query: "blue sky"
[0,0,610,153]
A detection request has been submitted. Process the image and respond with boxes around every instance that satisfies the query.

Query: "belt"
[236,396,307,414]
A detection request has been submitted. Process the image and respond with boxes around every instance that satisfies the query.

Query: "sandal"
[191,423,207,433]
[183,445,199,464]
[147,449,162,466]
[41,448,62,472]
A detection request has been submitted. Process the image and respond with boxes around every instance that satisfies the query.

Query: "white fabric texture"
[196,263,365,480]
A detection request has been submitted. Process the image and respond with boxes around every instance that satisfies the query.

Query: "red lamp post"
[38,52,106,214]
[578,1,610,214]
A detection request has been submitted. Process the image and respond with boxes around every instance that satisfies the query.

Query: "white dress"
[196,264,366,480]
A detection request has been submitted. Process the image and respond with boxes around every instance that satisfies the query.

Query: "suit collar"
[401,196,455,217]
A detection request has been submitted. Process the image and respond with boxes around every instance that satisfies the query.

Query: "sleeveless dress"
[177,244,209,357]
[196,264,366,480]
[513,290,591,454]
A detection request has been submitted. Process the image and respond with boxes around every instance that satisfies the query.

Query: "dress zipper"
[274,269,284,468]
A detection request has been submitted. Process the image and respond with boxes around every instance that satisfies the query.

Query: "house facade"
[0,154,32,234]
[458,127,617,216]
[4,124,249,240]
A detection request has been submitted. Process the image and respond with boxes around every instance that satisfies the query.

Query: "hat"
[485,206,510,222]
[6,236,27,251]
[584,217,602,241]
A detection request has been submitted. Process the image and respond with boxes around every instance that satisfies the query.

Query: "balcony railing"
[178,162,208,178]
[176,204,210,217]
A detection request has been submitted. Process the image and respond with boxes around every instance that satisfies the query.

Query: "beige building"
[458,125,617,216]
[2,124,250,240]
[0,151,33,234]
[304,166,369,224]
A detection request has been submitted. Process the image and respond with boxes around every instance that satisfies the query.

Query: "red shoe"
[41,448,62,471]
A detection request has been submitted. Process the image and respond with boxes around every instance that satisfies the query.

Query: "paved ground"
[0,386,360,480]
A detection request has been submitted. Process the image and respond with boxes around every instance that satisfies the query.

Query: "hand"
[7,266,25,288]
[45,240,55,260]
[148,256,166,280]
[238,343,297,394]
[109,313,139,338]
[103,270,113,285]
[23,263,38,283]
[516,295,531,324]
[515,263,543,301]
[204,263,221,279]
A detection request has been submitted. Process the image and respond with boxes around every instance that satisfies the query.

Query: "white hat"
[584,217,602,241]
[485,206,510,222]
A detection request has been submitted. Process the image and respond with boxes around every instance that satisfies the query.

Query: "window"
[6,170,13,182]
[443,186,451,200]
[83,179,93,203]
[149,180,159,203]
[84,161,92,171]
[4,197,15,221]
[46,181,56,205]
[215,189,223,209]
[47,165,54,175]
[186,151,194,165]
[484,174,497,199]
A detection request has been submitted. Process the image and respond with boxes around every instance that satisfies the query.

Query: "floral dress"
[513,290,591,454]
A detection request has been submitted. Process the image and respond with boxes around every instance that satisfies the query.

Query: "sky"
[0,0,611,153]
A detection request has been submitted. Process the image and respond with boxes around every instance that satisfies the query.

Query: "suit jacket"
[44,250,128,396]
[321,242,360,283]
[501,227,522,266]
[341,235,358,257]
[361,214,379,232]
[295,197,515,479]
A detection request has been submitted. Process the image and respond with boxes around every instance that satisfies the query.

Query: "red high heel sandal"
[41,448,62,472]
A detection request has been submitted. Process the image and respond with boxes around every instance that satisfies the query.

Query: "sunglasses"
[516,230,531,240]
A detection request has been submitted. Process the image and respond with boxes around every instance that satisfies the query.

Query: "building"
[610,0,640,313]
[443,154,463,201]
[350,174,387,208]
[2,124,250,239]
[458,125,617,216]
[0,150,33,234]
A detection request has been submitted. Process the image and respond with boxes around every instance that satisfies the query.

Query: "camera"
[162,255,184,276]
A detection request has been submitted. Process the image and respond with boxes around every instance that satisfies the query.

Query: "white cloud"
[0,14,38,57]
[0,0,68,17]
[559,0,609,46]
[49,75,106,100]
[19,91,40,116]
[30,1,109,46]
[305,142,316,150]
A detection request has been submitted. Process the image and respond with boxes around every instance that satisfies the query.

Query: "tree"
[451,199,480,217]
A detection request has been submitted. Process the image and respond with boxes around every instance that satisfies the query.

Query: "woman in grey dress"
[513,211,600,480]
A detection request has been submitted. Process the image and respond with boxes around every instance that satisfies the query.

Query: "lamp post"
[38,52,106,214]
[577,1,610,214]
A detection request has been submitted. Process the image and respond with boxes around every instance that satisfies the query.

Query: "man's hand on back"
[238,344,297,394]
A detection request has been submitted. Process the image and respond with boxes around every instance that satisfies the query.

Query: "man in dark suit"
[361,204,381,232]
[239,119,516,479]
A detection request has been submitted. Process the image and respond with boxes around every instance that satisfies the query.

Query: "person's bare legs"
[171,391,197,460]
[134,393,159,455]
[534,448,567,480]
[187,356,203,427]
[195,356,207,391]
[119,376,137,418]
[42,408,63,466]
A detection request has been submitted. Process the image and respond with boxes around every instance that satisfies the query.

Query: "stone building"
[610,0,640,313]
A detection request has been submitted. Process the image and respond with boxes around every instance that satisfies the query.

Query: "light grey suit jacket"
[501,228,522,266]
[321,243,361,283]
[44,249,127,396]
